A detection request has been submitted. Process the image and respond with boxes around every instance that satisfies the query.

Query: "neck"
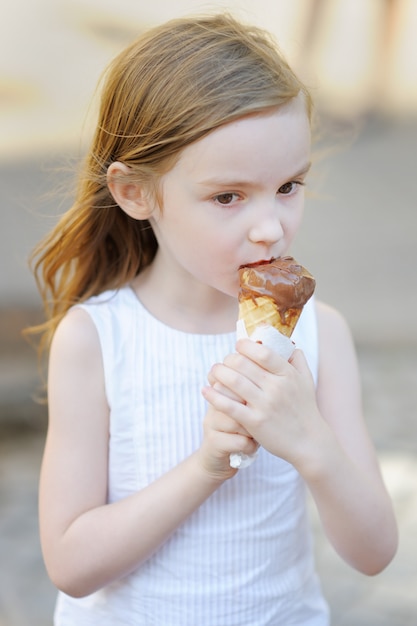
[131,262,238,334]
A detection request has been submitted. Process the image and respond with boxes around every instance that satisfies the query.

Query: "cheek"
[188,228,239,278]
[285,204,304,239]
[194,234,235,267]
[188,216,237,253]
[156,202,241,274]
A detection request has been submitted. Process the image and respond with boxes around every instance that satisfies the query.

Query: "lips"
[239,257,277,270]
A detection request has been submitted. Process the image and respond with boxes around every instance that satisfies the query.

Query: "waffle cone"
[239,296,302,338]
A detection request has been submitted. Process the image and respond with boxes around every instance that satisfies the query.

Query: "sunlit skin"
[39,97,397,599]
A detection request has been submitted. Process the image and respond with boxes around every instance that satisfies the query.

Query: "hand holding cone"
[230,257,315,469]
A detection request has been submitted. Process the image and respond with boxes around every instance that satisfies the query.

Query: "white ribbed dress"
[54,287,329,625]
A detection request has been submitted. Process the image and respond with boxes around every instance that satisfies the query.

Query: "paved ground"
[1,117,416,624]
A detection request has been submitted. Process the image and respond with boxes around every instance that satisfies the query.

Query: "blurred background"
[1,1,416,624]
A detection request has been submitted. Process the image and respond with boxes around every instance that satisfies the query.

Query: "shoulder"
[51,306,101,362]
[49,288,137,407]
[47,308,109,462]
[315,299,358,374]
[314,300,362,423]
[315,299,356,358]
[315,299,351,335]
[75,288,129,319]
[74,287,137,341]
[51,287,131,357]
[49,307,105,404]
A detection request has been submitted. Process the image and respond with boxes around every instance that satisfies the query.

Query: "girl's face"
[150,97,311,299]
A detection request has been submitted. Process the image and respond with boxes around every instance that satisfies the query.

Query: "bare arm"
[39,308,257,597]
[304,301,398,574]
[203,301,398,575]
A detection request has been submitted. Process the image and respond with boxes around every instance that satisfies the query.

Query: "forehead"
[175,99,311,181]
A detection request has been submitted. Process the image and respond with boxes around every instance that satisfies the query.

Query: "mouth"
[239,257,277,270]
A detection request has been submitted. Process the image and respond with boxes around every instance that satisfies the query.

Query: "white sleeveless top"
[54,287,329,625]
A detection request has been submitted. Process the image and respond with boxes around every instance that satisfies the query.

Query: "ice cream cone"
[238,295,302,338]
[238,256,315,339]
[232,257,314,470]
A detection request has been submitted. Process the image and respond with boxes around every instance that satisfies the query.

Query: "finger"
[205,405,251,436]
[202,385,248,423]
[235,337,291,374]
[212,381,243,403]
[213,431,259,457]
[289,347,308,370]
[231,435,259,457]
[208,362,249,400]
[207,367,218,387]
[210,360,259,404]
[289,349,315,383]
[216,349,275,393]
[208,364,244,401]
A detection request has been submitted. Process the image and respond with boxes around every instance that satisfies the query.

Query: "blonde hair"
[30,13,313,352]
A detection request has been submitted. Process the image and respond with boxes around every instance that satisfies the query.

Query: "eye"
[278,181,304,195]
[213,192,238,205]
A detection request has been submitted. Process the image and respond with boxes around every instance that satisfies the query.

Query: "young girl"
[31,13,397,625]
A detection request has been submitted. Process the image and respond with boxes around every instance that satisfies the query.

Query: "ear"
[107,162,154,220]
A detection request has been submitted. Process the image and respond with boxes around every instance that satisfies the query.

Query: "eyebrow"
[197,162,312,188]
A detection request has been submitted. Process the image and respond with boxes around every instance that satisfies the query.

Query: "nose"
[248,207,284,247]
